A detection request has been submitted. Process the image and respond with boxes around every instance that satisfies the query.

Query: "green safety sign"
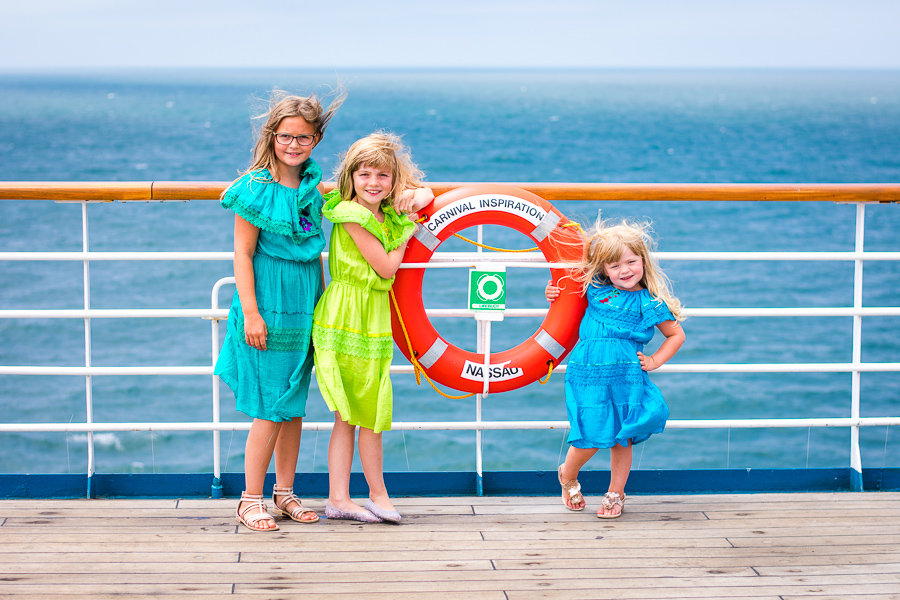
[469,267,506,311]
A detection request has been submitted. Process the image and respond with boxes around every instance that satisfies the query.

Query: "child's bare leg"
[241,418,282,529]
[601,442,633,517]
[272,417,316,520]
[273,417,302,488]
[358,427,394,511]
[560,446,598,510]
[327,414,360,511]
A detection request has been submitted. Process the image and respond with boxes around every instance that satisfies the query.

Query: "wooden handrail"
[0,182,898,203]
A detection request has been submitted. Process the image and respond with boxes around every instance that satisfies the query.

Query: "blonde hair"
[244,87,346,182]
[577,218,684,321]
[334,131,425,209]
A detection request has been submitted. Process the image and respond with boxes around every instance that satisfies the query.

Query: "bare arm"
[343,222,412,280]
[233,215,268,350]
[637,320,685,371]
[395,186,434,214]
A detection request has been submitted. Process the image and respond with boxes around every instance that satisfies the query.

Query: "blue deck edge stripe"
[2,468,899,498]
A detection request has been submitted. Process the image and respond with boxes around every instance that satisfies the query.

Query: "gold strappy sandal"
[558,465,585,511]
[272,485,319,524]
[598,491,626,519]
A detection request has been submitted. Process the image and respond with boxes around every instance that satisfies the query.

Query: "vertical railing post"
[850,203,865,491]
[81,202,95,498]
[475,224,484,496]
[210,282,224,499]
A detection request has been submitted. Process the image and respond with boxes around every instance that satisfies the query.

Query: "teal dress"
[312,191,416,433]
[564,283,675,448]
[214,162,325,422]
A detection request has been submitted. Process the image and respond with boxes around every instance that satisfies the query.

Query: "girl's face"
[272,117,318,173]
[352,163,393,207]
[604,247,644,291]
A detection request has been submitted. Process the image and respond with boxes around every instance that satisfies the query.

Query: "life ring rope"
[389,288,476,400]
[538,361,554,384]
[415,218,583,255]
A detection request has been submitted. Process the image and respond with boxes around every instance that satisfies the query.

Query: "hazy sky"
[2,0,898,70]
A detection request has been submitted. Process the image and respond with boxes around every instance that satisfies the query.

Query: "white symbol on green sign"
[469,267,506,311]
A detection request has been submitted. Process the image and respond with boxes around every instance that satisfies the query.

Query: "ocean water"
[1,68,899,476]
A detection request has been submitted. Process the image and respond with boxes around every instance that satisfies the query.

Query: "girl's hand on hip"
[243,313,268,351]
[637,351,657,371]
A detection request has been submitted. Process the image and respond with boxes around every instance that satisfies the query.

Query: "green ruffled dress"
[214,162,325,422]
[312,191,416,433]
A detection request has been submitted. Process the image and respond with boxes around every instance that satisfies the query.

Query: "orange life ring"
[390,184,587,394]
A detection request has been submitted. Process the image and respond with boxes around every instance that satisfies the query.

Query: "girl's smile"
[604,248,644,291]
[352,164,393,210]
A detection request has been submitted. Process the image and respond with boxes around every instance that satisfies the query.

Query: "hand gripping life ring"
[390,184,587,394]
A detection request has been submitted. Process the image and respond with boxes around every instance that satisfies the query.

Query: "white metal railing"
[1,197,899,496]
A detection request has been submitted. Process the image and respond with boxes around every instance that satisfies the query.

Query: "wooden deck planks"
[0,492,898,599]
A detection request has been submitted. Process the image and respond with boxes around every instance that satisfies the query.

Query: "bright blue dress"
[214,162,325,422]
[564,283,675,449]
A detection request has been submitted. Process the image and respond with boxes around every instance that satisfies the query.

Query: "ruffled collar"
[322,190,416,251]
[220,161,324,244]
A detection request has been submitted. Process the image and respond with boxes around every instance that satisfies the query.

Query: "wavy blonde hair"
[244,87,346,182]
[333,131,425,209]
[577,218,684,321]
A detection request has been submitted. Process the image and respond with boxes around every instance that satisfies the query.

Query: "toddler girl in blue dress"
[546,218,685,518]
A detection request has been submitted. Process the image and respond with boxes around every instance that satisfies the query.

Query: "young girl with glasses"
[215,89,345,532]
[546,218,685,518]
[312,132,432,523]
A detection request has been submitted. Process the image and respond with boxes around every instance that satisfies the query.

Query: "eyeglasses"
[274,133,316,146]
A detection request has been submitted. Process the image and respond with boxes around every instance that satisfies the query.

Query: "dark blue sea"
[1,68,899,476]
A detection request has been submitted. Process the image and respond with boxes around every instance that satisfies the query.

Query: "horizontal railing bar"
[2,251,900,263]
[0,309,231,319]
[659,252,900,262]
[2,417,898,433]
[2,182,900,203]
[392,363,900,374]
[0,252,234,261]
[0,366,214,375]
[3,307,899,320]
[3,362,900,376]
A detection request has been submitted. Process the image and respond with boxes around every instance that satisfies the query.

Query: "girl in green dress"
[313,132,432,524]
[216,89,344,531]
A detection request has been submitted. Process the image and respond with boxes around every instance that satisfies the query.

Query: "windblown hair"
[243,86,347,182]
[334,131,425,209]
[577,218,684,321]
